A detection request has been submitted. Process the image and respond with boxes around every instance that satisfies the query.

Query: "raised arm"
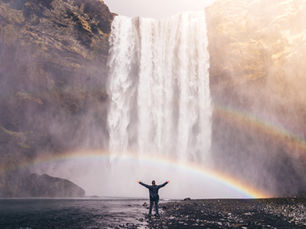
[138,181,150,189]
[158,181,169,188]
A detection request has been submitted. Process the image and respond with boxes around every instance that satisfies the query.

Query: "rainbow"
[1,150,269,199]
[214,105,306,153]
[2,106,293,199]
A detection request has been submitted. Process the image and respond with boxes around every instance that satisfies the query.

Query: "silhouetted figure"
[138,180,169,216]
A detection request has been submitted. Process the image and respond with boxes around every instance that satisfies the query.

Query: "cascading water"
[31,12,261,199]
[107,12,211,163]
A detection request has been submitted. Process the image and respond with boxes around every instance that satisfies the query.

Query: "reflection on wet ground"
[0,198,305,228]
[0,199,148,228]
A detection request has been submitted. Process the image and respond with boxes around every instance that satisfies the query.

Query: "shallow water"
[1,198,305,228]
[0,199,149,229]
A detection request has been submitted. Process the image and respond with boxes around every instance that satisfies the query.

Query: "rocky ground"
[140,199,306,229]
[0,199,304,228]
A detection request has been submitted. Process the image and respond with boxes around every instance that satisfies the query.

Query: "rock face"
[0,173,85,197]
[0,0,113,169]
[0,0,113,197]
[206,0,306,196]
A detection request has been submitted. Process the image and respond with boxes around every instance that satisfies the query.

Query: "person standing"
[138,180,169,216]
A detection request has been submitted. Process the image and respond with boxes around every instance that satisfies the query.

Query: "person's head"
[152,180,156,186]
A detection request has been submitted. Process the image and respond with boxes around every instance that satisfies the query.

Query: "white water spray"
[107,12,211,163]
[31,12,262,198]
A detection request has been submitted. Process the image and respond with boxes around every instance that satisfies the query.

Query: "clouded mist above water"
[31,153,254,199]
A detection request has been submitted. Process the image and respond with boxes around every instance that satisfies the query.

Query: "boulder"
[0,173,85,197]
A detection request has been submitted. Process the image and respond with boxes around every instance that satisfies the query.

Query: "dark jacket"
[140,182,168,200]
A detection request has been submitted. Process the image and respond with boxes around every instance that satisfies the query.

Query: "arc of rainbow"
[214,105,306,153]
[1,150,270,199]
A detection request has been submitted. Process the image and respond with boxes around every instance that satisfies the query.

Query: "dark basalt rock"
[0,173,85,197]
[27,173,85,197]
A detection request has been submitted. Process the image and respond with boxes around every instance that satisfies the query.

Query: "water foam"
[107,12,211,163]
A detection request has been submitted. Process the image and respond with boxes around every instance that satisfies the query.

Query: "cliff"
[0,0,113,170]
[0,0,113,197]
[206,0,306,195]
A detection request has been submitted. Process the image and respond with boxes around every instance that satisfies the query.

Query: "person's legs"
[149,200,153,215]
[154,199,159,216]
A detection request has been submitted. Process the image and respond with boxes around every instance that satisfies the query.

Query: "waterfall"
[107,12,211,163]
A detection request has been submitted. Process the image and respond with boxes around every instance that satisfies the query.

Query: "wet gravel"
[0,198,304,228]
[145,198,306,228]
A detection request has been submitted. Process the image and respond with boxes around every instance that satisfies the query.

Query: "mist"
[31,153,251,199]
[207,0,306,196]
[0,0,305,198]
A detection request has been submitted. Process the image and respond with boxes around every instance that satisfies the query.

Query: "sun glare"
[104,0,216,17]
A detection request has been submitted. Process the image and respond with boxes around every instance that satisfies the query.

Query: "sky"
[104,0,215,18]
